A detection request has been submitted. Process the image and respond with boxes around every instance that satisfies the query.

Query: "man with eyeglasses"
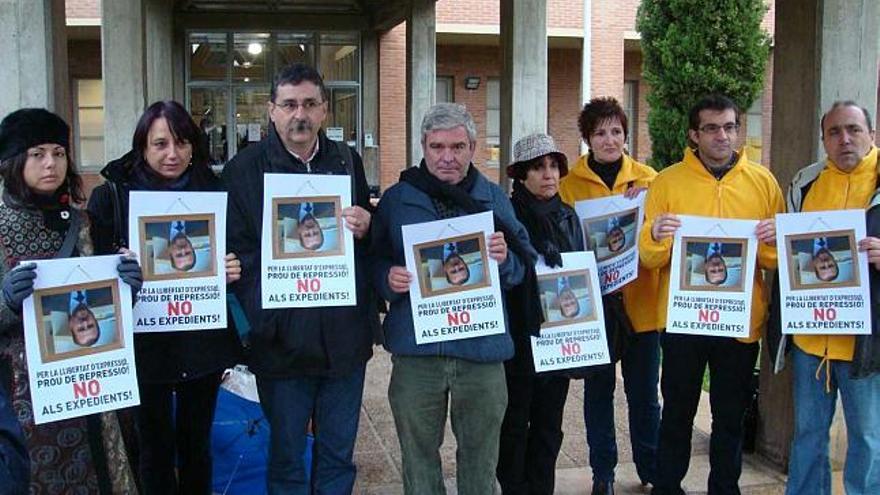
[223,63,377,494]
[639,94,783,494]
[767,101,880,495]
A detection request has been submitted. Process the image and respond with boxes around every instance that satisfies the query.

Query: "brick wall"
[548,48,583,165]
[378,24,408,192]
[436,0,583,29]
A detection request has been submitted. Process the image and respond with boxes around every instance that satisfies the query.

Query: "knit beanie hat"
[0,108,70,161]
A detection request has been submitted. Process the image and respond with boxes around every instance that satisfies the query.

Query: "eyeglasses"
[273,99,324,114]
[698,123,740,134]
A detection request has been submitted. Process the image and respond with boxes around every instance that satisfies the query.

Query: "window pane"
[319,43,358,82]
[623,80,638,151]
[485,78,501,165]
[277,33,314,68]
[190,87,228,165]
[436,76,453,103]
[76,79,104,168]
[327,87,358,147]
[190,33,227,82]
[234,88,271,154]
[233,33,270,83]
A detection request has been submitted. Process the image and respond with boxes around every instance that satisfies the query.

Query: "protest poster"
[403,211,505,344]
[22,256,139,424]
[529,252,610,372]
[129,191,227,332]
[776,210,870,335]
[261,173,356,308]
[666,215,758,339]
[574,192,645,294]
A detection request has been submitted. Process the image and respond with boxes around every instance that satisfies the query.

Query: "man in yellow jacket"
[638,94,783,495]
[778,101,880,495]
[560,97,662,494]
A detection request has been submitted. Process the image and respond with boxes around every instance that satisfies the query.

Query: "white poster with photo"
[128,191,227,332]
[22,256,139,424]
[666,215,758,339]
[776,210,870,335]
[261,174,356,308]
[574,192,645,294]
[403,211,505,344]
[530,252,610,372]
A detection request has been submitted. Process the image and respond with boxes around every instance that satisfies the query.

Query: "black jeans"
[137,371,223,495]
[496,370,570,495]
[652,334,758,495]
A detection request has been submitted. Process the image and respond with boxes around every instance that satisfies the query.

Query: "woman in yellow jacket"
[559,97,661,494]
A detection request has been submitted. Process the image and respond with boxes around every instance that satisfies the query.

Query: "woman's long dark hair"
[132,100,210,172]
[0,149,84,205]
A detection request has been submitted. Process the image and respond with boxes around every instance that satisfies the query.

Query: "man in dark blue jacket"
[223,63,375,494]
[371,103,534,495]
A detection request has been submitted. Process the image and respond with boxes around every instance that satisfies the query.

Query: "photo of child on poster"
[414,234,490,298]
[537,270,597,328]
[681,239,747,292]
[786,233,859,289]
[583,209,638,262]
[35,282,123,363]
[273,198,342,258]
[140,215,216,281]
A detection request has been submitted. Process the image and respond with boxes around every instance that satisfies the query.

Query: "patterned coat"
[0,201,137,494]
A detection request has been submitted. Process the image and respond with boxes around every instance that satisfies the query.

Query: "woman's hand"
[225,253,242,284]
[388,266,412,294]
[488,232,508,263]
[624,186,647,200]
[858,236,880,270]
[2,262,37,312]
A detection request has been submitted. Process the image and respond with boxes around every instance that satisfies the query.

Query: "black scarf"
[588,153,623,190]
[698,150,738,180]
[510,180,573,268]
[130,162,193,191]
[399,161,544,334]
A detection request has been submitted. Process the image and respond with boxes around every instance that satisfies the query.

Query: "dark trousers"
[257,365,366,495]
[137,371,223,495]
[584,330,661,484]
[497,371,570,495]
[652,333,758,495]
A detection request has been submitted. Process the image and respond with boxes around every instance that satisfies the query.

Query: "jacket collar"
[570,152,642,191]
[265,123,340,173]
[681,146,748,181]
[824,145,878,177]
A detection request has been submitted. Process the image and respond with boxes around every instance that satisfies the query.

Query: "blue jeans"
[256,365,366,495]
[583,330,660,484]
[786,347,880,495]
[389,355,507,495]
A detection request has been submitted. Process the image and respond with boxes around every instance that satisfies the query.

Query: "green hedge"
[636,0,771,169]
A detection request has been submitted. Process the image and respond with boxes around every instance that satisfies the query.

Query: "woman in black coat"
[496,133,590,495]
[87,100,242,494]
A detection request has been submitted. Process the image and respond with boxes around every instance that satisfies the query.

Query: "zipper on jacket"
[306,161,312,173]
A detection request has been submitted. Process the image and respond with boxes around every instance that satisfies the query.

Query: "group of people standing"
[0,60,877,495]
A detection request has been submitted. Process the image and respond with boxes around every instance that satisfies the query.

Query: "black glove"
[542,241,563,268]
[2,262,37,313]
[117,256,143,300]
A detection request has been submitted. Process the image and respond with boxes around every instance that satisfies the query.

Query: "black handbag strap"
[108,181,128,250]
[55,209,83,259]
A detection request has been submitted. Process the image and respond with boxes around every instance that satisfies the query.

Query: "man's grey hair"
[420,103,478,144]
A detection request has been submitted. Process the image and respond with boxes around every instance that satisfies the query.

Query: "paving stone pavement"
[352,349,788,494]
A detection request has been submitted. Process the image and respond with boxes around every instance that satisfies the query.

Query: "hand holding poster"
[402,212,505,344]
[776,210,870,335]
[129,191,227,332]
[574,192,645,294]
[22,256,139,424]
[530,252,611,372]
[261,174,356,308]
[666,215,758,339]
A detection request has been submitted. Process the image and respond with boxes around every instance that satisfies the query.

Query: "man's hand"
[624,186,647,200]
[488,232,508,263]
[858,236,880,270]
[225,253,242,284]
[342,206,372,239]
[388,266,412,294]
[755,219,776,246]
[651,213,681,242]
